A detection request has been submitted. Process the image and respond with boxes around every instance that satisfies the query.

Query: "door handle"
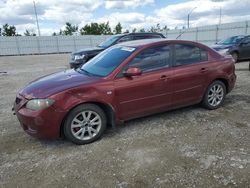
[160,75,168,81]
[200,68,208,73]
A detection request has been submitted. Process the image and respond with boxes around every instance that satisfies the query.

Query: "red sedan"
[14,39,236,144]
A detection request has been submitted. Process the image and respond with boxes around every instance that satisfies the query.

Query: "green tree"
[0,27,2,36]
[132,28,137,33]
[114,22,122,34]
[149,23,161,32]
[80,22,112,35]
[24,29,36,36]
[63,22,78,35]
[2,23,17,36]
[139,28,145,33]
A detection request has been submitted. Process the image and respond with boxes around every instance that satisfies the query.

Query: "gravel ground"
[0,54,250,188]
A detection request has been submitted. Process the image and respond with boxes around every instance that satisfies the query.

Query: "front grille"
[15,97,22,104]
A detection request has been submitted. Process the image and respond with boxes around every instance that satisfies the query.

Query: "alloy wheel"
[207,84,224,107]
[70,110,102,141]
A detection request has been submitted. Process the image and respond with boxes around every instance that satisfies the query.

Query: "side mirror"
[123,67,142,77]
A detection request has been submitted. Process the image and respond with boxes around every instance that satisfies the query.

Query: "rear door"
[114,44,173,120]
[171,43,210,107]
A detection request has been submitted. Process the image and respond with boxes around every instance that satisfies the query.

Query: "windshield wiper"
[79,68,91,75]
[79,68,100,77]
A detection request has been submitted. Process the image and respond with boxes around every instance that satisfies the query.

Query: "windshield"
[217,36,244,45]
[98,35,121,48]
[80,46,136,77]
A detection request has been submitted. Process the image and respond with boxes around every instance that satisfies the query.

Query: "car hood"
[73,47,104,55]
[211,44,234,50]
[19,69,101,99]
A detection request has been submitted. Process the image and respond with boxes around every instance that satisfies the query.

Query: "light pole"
[213,6,222,25]
[187,7,197,29]
[219,7,222,25]
[33,1,41,36]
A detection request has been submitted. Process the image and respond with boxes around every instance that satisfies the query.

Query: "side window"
[148,35,162,39]
[174,44,208,66]
[117,36,133,43]
[134,35,162,40]
[134,35,149,40]
[127,45,171,72]
[242,37,250,46]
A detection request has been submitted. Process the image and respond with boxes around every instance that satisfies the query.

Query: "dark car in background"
[212,35,250,62]
[69,32,165,68]
[14,39,236,145]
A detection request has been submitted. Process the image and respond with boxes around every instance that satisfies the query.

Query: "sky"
[0,0,250,36]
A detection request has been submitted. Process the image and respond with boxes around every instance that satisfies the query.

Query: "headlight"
[74,54,85,60]
[26,99,54,111]
[218,48,229,55]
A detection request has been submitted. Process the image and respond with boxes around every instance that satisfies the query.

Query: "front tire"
[231,52,238,63]
[202,81,226,110]
[63,104,107,145]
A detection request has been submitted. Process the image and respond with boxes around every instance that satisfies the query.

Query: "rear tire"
[202,81,226,110]
[63,104,107,145]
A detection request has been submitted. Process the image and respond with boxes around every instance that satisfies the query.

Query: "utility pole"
[219,7,222,25]
[187,7,197,29]
[33,1,41,36]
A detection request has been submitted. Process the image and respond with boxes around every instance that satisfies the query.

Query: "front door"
[114,44,173,120]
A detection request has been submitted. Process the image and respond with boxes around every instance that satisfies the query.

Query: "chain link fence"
[0,35,111,56]
[165,20,250,46]
[1,21,250,56]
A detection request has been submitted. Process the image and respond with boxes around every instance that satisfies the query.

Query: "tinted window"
[117,36,134,43]
[148,34,162,39]
[134,35,150,40]
[242,36,250,46]
[217,36,244,45]
[134,35,162,40]
[81,46,135,77]
[127,45,171,72]
[98,35,120,48]
[175,44,208,66]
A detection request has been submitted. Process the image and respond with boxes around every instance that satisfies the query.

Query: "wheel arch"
[207,78,229,94]
[60,101,116,138]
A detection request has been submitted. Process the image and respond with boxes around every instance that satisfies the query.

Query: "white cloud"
[0,0,102,35]
[0,0,250,35]
[155,0,250,28]
[105,0,154,9]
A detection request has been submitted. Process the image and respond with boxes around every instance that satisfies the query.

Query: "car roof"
[127,32,164,36]
[115,32,164,37]
[117,38,207,48]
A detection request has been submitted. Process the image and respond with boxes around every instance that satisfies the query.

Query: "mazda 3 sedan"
[14,39,236,145]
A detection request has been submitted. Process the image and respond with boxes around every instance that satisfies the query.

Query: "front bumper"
[13,95,66,139]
